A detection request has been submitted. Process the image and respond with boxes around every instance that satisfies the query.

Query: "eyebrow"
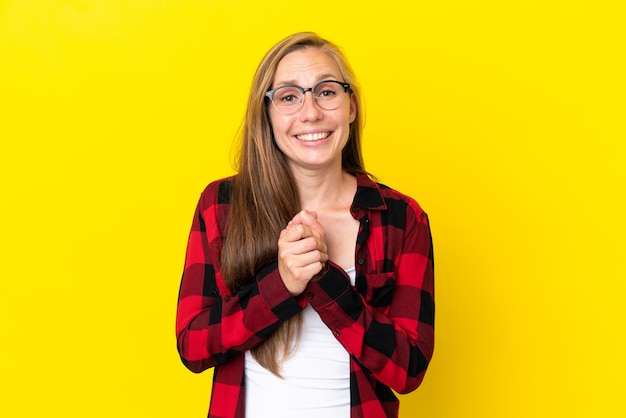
[273,73,341,88]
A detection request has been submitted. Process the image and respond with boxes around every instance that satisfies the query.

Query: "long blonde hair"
[221,32,366,375]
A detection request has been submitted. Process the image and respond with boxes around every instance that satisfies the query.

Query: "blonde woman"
[176,32,434,418]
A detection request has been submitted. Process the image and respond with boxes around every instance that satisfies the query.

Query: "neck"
[290,165,353,211]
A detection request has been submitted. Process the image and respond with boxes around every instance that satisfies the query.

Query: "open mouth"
[295,131,332,142]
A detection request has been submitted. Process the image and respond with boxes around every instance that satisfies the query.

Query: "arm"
[175,181,304,373]
[306,202,435,393]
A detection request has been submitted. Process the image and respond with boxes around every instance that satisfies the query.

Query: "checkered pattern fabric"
[176,173,435,418]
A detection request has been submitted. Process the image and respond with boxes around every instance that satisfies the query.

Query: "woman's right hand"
[278,210,328,296]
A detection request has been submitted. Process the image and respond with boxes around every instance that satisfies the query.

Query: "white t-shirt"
[245,267,356,418]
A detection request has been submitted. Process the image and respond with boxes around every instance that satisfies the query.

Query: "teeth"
[296,132,330,141]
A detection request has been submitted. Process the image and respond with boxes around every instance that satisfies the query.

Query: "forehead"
[273,47,342,86]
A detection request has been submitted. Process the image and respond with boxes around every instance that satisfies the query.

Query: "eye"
[275,87,301,104]
[315,82,340,99]
[280,94,299,103]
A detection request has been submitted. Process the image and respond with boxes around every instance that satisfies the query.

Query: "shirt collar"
[353,172,388,211]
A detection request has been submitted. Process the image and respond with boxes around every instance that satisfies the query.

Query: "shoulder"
[355,173,426,219]
[379,182,426,218]
[194,176,236,238]
[198,176,236,208]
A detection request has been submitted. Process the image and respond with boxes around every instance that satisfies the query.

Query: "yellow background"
[1,0,624,416]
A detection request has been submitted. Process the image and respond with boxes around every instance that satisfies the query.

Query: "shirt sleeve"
[175,181,304,373]
[305,202,435,394]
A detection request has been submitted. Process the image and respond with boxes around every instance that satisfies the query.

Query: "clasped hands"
[278,210,328,296]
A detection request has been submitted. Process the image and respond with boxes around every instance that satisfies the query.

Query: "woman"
[176,32,434,418]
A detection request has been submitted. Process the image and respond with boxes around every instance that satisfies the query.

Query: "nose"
[298,91,323,121]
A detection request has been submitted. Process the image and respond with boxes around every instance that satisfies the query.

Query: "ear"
[348,93,357,124]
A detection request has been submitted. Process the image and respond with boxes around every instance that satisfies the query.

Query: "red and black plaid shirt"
[176,173,435,418]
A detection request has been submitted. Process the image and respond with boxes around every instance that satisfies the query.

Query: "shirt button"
[307,292,314,299]
[333,330,340,337]
[352,206,359,212]
[357,259,364,265]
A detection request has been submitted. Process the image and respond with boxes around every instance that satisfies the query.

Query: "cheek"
[268,113,290,137]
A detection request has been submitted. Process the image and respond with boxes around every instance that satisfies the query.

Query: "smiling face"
[268,47,357,174]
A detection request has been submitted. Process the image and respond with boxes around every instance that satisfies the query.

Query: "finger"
[282,249,327,271]
[290,210,319,227]
[281,235,326,258]
[297,210,325,236]
[295,210,318,221]
[282,223,319,242]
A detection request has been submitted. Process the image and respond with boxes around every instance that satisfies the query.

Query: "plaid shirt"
[176,173,435,418]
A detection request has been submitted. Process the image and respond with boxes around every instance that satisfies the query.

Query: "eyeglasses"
[265,80,351,115]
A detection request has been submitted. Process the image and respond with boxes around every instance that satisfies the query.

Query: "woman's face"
[268,47,357,174]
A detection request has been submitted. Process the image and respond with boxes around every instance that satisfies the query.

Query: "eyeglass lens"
[271,81,346,114]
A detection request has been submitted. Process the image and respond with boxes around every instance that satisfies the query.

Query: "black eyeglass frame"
[265,80,351,109]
